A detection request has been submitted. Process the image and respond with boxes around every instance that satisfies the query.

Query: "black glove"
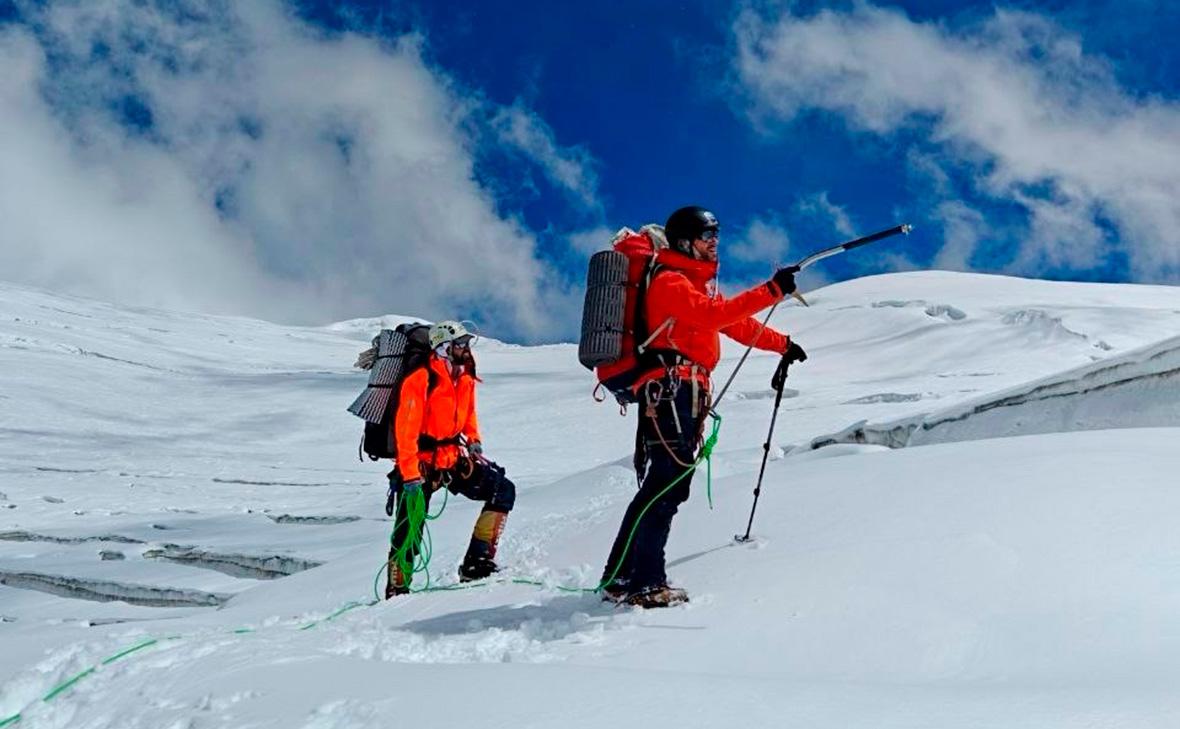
[784,340,807,365]
[771,341,807,391]
[770,266,798,296]
[386,475,425,516]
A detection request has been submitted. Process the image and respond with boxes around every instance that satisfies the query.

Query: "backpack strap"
[631,260,664,358]
[635,263,685,359]
[634,265,702,374]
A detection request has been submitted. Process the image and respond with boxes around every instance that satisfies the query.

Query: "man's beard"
[449,348,473,368]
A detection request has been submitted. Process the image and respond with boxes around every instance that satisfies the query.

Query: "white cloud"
[721,216,844,302]
[734,4,1180,283]
[0,1,593,341]
[728,217,793,264]
[566,226,617,257]
[1012,189,1109,273]
[932,200,986,271]
[796,191,857,238]
[492,102,601,212]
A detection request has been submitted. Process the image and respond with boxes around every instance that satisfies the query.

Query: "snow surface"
[2,271,1180,728]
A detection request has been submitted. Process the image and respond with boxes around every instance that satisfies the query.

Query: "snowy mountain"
[2,272,1179,728]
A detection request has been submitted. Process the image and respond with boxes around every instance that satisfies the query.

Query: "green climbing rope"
[371,483,450,600]
[372,412,723,599]
[1,414,720,727]
[597,411,721,592]
[0,636,171,726]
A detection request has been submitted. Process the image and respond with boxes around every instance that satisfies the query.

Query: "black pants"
[389,458,515,574]
[601,377,706,591]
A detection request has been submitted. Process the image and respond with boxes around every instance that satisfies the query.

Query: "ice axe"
[792,224,913,272]
[731,223,913,543]
[781,224,913,308]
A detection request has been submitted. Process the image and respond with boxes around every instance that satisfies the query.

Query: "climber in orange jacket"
[393,338,481,483]
[601,206,807,608]
[386,321,515,598]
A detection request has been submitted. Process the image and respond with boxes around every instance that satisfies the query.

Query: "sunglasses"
[698,229,719,242]
[451,336,473,350]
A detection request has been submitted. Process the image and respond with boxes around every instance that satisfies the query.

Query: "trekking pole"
[735,362,789,543]
[727,224,913,542]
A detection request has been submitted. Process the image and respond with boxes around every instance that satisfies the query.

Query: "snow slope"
[2,271,1179,728]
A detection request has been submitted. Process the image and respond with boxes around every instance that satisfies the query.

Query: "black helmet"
[664,206,719,254]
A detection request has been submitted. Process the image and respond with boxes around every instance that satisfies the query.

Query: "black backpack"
[348,323,438,461]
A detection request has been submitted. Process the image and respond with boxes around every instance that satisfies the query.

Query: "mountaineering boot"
[600,579,631,604]
[458,556,499,582]
[386,583,410,599]
[385,559,410,599]
[621,585,689,609]
[459,509,507,582]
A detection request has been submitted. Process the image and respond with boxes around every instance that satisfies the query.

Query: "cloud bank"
[0,1,598,340]
[734,4,1180,283]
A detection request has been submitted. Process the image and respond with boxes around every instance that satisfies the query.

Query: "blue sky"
[1,1,1178,341]
[293,0,1179,289]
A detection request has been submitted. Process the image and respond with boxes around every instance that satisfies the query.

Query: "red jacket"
[393,354,481,481]
[636,249,790,389]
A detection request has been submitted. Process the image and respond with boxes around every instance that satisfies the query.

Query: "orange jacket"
[636,249,790,389]
[393,354,481,481]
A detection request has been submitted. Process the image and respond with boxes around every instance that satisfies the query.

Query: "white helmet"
[428,320,472,350]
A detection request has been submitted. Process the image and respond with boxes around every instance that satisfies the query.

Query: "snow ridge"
[810,333,1180,450]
